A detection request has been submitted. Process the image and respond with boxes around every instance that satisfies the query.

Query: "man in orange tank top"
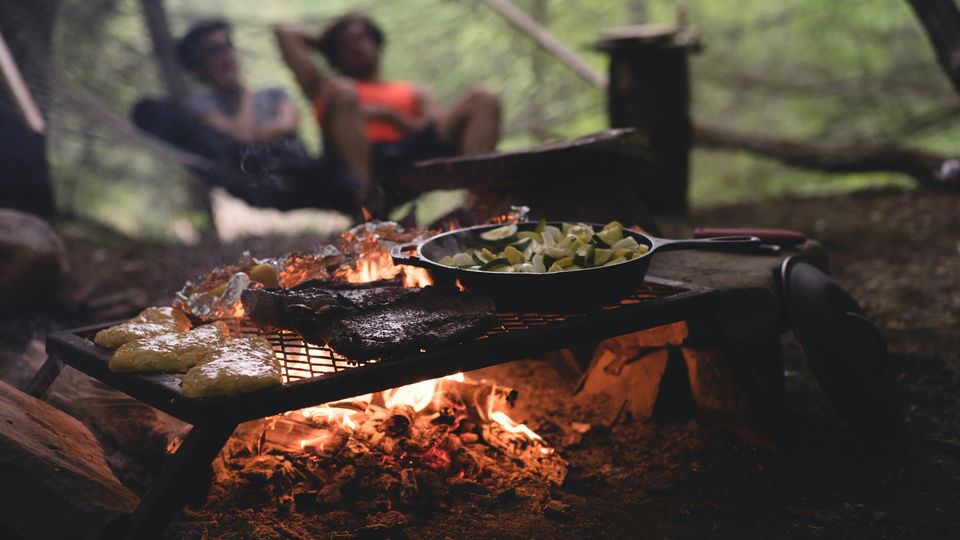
[275,12,501,209]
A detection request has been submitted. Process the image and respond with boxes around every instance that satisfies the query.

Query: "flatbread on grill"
[180,335,281,398]
[94,306,190,349]
[108,323,227,373]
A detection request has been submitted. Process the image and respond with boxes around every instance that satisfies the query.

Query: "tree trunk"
[140,0,187,103]
[140,0,217,236]
[0,0,58,217]
[906,0,960,93]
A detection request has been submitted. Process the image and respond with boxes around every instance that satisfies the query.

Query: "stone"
[648,241,828,340]
[0,379,139,539]
[0,209,70,317]
[682,347,751,417]
[576,329,673,423]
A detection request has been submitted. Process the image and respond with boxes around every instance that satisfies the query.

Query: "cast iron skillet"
[391,222,761,310]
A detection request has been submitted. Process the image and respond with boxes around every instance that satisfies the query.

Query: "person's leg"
[436,86,501,155]
[321,79,371,183]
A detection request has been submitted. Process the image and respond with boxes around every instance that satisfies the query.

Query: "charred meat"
[240,278,417,329]
[241,281,496,360]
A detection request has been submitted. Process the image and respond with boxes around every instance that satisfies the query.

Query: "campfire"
[25,216,756,539]
[171,222,567,521]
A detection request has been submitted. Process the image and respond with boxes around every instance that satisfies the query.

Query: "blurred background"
[4,0,956,241]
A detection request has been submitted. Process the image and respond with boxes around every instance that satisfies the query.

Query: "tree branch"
[694,124,952,189]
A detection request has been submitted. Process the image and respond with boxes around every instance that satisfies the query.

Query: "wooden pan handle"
[693,227,806,246]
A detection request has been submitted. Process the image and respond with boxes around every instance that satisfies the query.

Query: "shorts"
[371,122,456,176]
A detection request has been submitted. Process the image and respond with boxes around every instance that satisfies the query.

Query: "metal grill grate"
[223,280,688,384]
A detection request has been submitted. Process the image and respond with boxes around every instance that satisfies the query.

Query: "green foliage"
[47,0,955,240]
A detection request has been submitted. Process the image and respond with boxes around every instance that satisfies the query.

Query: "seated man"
[177,19,300,145]
[274,12,501,207]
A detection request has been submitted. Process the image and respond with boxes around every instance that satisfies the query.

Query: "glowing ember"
[165,436,182,455]
[258,371,561,483]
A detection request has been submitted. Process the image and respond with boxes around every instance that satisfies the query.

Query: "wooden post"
[597,26,701,215]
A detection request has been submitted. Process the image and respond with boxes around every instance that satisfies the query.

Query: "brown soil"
[5,188,959,538]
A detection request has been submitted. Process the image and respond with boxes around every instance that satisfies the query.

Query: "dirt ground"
[5,187,959,538]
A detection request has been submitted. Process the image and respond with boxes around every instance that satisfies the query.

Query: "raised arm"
[274,22,328,101]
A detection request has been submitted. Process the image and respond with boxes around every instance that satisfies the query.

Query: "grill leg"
[24,355,63,398]
[123,420,237,540]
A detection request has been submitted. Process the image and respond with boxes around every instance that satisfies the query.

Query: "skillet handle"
[390,243,431,269]
[649,235,763,253]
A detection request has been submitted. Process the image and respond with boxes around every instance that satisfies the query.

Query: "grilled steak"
[308,286,497,359]
[241,278,416,329]
[242,281,496,360]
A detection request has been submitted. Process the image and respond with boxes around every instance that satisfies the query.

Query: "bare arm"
[415,84,442,123]
[200,88,257,141]
[274,22,328,100]
[254,99,299,141]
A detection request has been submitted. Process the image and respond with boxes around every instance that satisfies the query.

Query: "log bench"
[385,128,659,231]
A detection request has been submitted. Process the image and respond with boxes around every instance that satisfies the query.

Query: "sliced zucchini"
[544,245,567,259]
[593,248,614,266]
[567,224,594,243]
[534,218,546,233]
[480,257,511,271]
[480,224,518,241]
[532,253,546,273]
[439,255,455,266]
[610,236,641,251]
[547,262,565,273]
[515,231,542,244]
[596,224,623,247]
[543,225,564,243]
[479,247,498,262]
[451,252,475,267]
[510,237,533,252]
[573,244,595,267]
[555,256,574,268]
[502,245,525,265]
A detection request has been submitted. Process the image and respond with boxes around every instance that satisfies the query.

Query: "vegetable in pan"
[438,220,650,273]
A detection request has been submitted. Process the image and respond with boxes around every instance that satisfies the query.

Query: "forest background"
[45,0,956,239]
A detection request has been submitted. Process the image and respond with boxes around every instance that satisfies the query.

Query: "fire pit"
[28,270,716,538]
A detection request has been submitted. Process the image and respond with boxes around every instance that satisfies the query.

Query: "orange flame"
[336,229,432,288]
[361,207,374,222]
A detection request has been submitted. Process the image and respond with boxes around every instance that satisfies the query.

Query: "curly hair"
[316,13,385,70]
